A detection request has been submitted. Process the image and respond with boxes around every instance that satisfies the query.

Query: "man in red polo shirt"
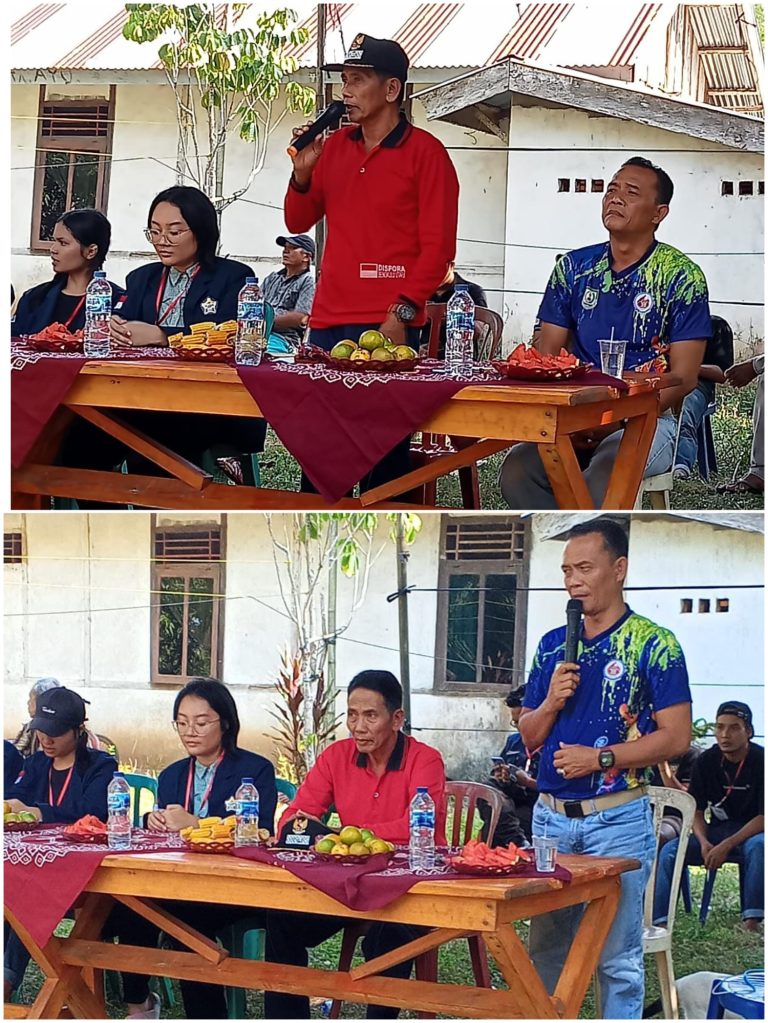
[264,670,446,1018]
[285,33,460,492]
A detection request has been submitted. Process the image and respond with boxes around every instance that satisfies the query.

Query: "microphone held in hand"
[564,598,583,664]
[287,101,346,157]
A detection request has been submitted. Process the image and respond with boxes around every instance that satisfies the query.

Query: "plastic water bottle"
[444,284,475,378]
[235,277,266,367]
[83,271,112,358]
[234,777,260,847]
[408,786,436,871]
[107,772,132,850]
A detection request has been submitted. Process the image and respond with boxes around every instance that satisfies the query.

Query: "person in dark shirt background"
[653,701,763,932]
[424,261,488,358]
[481,686,539,845]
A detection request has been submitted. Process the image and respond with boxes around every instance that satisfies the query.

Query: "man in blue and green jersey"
[501,156,711,508]
[519,518,692,1018]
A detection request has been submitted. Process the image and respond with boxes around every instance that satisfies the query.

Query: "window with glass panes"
[151,524,224,685]
[435,518,529,691]
[31,87,115,250]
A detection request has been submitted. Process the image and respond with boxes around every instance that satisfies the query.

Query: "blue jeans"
[653,823,764,923]
[530,797,655,1020]
[676,380,715,471]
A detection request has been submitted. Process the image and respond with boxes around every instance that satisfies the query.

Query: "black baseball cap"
[322,33,409,85]
[30,687,88,737]
[276,234,316,259]
[716,701,753,728]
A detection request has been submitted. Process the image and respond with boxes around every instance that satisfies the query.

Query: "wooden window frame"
[4,532,24,565]
[434,517,530,695]
[150,519,226,687]
[30,85,116,252]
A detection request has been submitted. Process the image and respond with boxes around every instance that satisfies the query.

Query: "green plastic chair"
[220,777,295,1018]
[122,772,158,828]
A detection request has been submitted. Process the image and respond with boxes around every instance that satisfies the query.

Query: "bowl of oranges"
[314,825,396,865]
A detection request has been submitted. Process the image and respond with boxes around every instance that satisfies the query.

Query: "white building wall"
[10,76,509,312]
[504,105,764,351]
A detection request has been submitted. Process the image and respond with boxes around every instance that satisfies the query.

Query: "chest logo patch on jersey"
[201,296,217,315]
[633,292,654,315]
[582,288,599,310]
[603,659,625,681]
[594,735,609,748]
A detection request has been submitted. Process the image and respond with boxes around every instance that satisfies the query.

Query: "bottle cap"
[245,277,257,285]
[113,771,123,778]
[416,786,428,793]
[94,271,106,278]
[242,777,254,784]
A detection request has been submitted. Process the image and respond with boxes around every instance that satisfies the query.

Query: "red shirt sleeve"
[284,148,327,234]
[398,139,459,313]
[284,746,335,820]
[368,747,447,845]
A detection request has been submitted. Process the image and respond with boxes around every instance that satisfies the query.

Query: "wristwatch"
[387,300,417,323]
[598,749,616,770]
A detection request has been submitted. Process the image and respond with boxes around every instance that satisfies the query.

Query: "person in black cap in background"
[481,686,539,845]
[653,700,764,932]
[4,687,117,1001]
[262,233,316,352]
[285,32,459,493]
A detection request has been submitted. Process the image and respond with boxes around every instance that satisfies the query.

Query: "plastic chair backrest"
[445,780,506,847]
[275,778,297,801]
[423,303,504,360]
[123,772,159,828]
[264,301,275,337]
[645,785,696,933]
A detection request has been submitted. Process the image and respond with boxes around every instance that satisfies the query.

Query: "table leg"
[3,905,107,1020]
[602,401,658,509]
[483,924,561,1019]
[539,437,594,509]
[552,881,621,1019]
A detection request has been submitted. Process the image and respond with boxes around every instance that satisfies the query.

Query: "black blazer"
[156,747,278,833]
[116,256,254,336]
[6,748,118,824]
[12,277,124,336]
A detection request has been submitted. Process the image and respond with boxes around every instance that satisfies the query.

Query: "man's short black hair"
[348,670,402,714]
[567,518,629,560]
[621,156,674,205]
[505,686,526,708]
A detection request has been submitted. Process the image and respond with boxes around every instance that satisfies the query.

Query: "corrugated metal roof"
[688,3,763,114]
[608,4,663,66]
[10,3,65,46]
[393,3,462,65]
[489,3,573,63]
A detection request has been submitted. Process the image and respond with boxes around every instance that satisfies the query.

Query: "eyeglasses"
[144,227,192,245]
[172,717,221,735]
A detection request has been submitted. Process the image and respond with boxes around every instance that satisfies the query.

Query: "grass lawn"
[16,865,763,1018]
[257,381,763,511]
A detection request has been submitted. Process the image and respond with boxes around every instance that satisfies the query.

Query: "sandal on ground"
[126,992,161,1019]
[715,473,764,495]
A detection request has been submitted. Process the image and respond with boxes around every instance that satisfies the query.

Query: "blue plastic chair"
[696,401,717,481]
[707,970,764,1018]
[699,859,745,925]
[276,777,297,801]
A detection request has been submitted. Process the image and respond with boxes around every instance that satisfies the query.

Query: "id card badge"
[710,804,729,822]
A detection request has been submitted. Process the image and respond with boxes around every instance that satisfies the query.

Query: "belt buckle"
[563,800,584,819]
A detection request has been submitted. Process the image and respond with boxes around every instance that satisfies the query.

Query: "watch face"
[599,751,615,770]
[396,303,415,322]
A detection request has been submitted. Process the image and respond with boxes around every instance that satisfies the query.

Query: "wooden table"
[11,359,673,510]
[5,851,637,1020]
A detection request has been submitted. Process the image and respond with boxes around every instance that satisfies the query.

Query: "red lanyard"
[64,295,86,329]
[154,265,200,326]
[715,755,746,806]
[48,763,75,807]
[184,751,224,816]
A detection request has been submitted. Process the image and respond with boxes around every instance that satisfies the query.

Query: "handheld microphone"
[564,598,583,664]
[287,101,346,157]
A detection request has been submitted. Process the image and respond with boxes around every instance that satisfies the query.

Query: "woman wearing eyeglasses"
[105,677,276,1020]
[98,185,265,480]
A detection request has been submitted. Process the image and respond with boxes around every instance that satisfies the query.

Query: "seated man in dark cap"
[481,686,539,845]
[262,233,316,352]
[653,700,764,932]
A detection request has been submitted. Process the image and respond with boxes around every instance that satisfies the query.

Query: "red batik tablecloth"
[232,845,571,911]
[3,825,186,947]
